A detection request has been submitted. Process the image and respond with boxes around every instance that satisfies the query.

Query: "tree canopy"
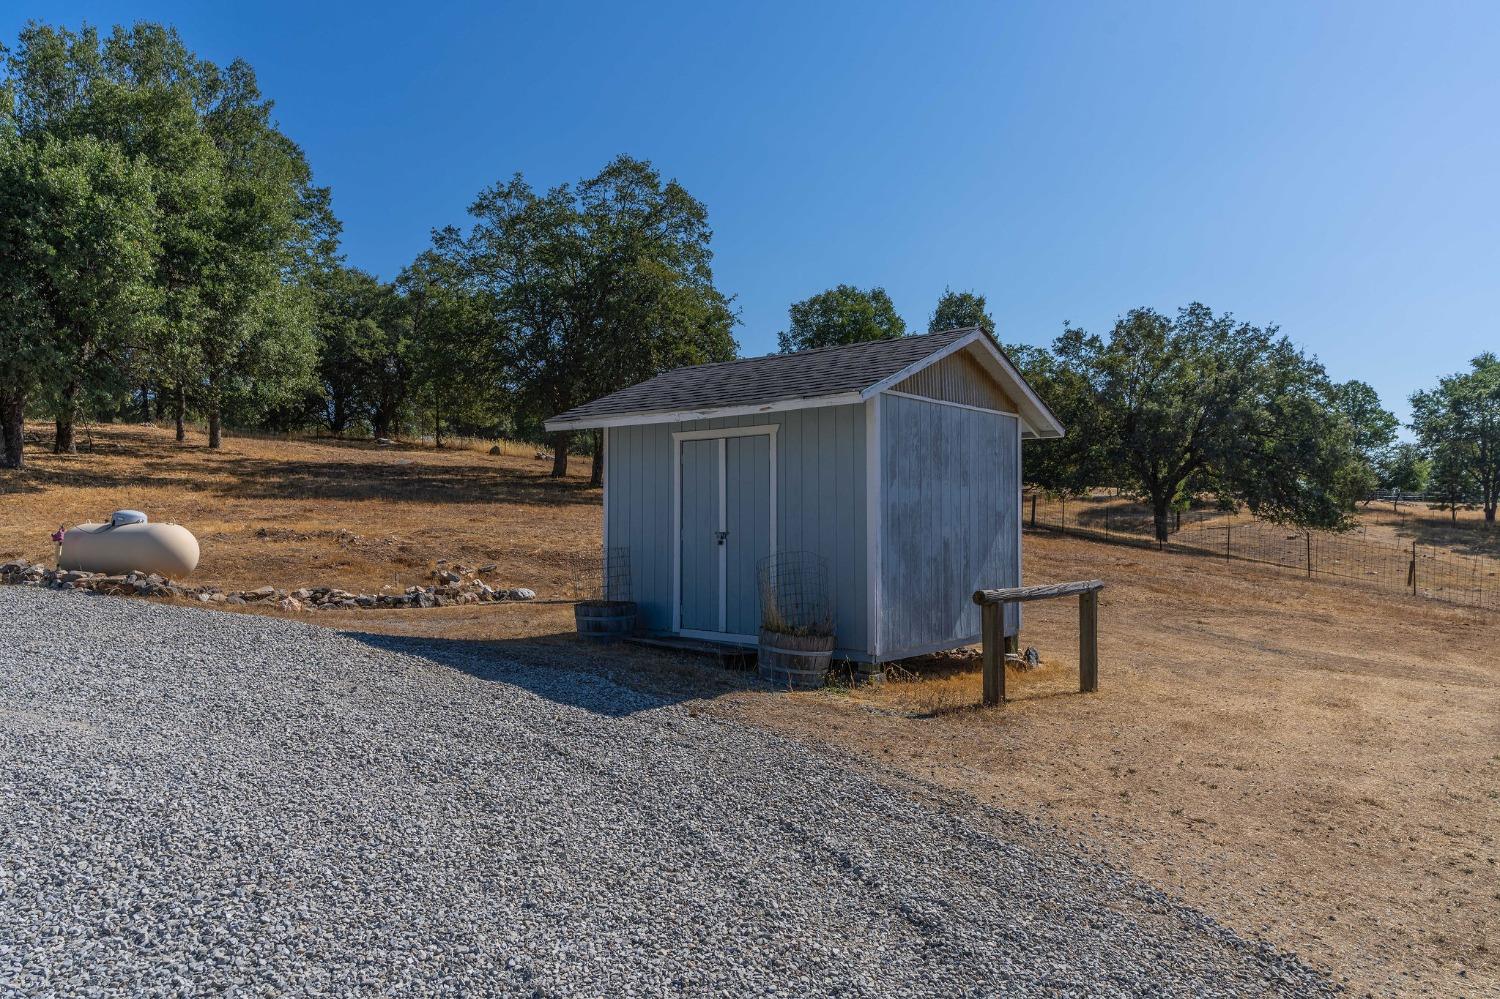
[1376,442,1429,502]
[1034,304,1363,542]
[1331,379,1399,460]
[0,21,330,461]
[0,132,159,465]
[778,284,904,353]
[1410,353,1500,523]
[439,154,738,477]
[929,288,994,337]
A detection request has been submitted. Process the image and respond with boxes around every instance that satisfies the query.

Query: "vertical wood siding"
[678,439,720,631]
[724,434,771,636]
[879,393,1020,658]
[892,346,1018,412]
[605,404,869,652]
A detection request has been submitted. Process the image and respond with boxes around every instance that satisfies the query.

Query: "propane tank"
[59,511,200,577]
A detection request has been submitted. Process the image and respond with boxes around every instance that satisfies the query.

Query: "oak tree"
[929,287,994,337]
[1411,353,1500,524]
[1051,304,1360,543]
[778,284,903,353]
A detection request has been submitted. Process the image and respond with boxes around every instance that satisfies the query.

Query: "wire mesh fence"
[756,550,834,636]
[571,546,633,603]
[1024,492,1500,613]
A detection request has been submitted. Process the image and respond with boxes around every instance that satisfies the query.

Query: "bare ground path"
[0,586,1333,998]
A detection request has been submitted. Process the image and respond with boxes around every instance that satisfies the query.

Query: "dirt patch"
[708,536,1500,998]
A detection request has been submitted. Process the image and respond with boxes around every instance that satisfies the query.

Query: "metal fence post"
[1306,533,1312,578]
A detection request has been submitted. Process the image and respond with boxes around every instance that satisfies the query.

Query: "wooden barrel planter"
[757,629,835,689]
[575,600,637,642]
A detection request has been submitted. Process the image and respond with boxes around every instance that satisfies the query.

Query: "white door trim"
[601,428,611,551]
[670,425,778,638]
[717,437,727,631]
[674,425,782,441]
[865,394,882,661]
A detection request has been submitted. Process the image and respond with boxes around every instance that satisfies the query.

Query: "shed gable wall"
[878,393,1020,659]
[891,346,1018,413]
[605,404,869,654]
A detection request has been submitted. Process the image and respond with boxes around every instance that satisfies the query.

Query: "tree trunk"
[551,431,571,478]
[1,391,24,469]
[1487,504,1496,524]
[174,384,186,442]
[54,415,74,454]
[590,431,603,487]
[207,378,222,449]
[1151,496,1171,545]
[372,410,390,441]
[53,380,79,454]
[140,384,152,424]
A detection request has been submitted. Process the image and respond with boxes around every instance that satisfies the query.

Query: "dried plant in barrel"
[573,546,636,641]
[755,551,834,689]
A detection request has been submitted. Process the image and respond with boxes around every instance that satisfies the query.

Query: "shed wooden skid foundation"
[547,328,1066,666]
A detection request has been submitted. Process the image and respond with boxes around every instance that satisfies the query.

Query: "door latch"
[714,530,728,545]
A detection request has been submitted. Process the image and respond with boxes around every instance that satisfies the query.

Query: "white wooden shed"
[545,327,1065,663]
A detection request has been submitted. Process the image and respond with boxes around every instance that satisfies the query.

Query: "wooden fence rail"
[972,579,1105,705]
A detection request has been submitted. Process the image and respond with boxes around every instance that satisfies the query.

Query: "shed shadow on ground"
[344,630,756,718]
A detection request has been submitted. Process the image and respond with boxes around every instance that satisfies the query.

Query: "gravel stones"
[0,587,1337,997]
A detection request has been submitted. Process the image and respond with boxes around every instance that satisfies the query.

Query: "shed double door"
[678,433,772,641]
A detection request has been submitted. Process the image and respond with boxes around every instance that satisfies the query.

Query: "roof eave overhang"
[858,329,1066,440]
[543,391,867,432]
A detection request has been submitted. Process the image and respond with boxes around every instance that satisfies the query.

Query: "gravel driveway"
[0,587,1334,997]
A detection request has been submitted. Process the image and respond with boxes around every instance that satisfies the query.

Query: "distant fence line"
[1024,493,1500,613]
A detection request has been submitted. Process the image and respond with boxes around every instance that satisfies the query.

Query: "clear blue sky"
[15,1,1500,425]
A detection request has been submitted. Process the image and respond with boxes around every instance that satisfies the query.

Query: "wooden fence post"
[1225,526,1232,558]
[981,602,1005,705]
[974,580,1105,706]
[1079,590,1099,693]
[1410,541,1418,596]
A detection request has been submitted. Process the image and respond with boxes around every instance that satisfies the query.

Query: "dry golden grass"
[1351,502,1500,557]
[1032,489,1500,558]
[0,422,599,597]
[3,422,1497,997]
[723,537,1500,997]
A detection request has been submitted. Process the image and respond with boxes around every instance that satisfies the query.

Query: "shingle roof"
[548,328,976,428]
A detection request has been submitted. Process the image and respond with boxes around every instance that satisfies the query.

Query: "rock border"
[0,560,536,613]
